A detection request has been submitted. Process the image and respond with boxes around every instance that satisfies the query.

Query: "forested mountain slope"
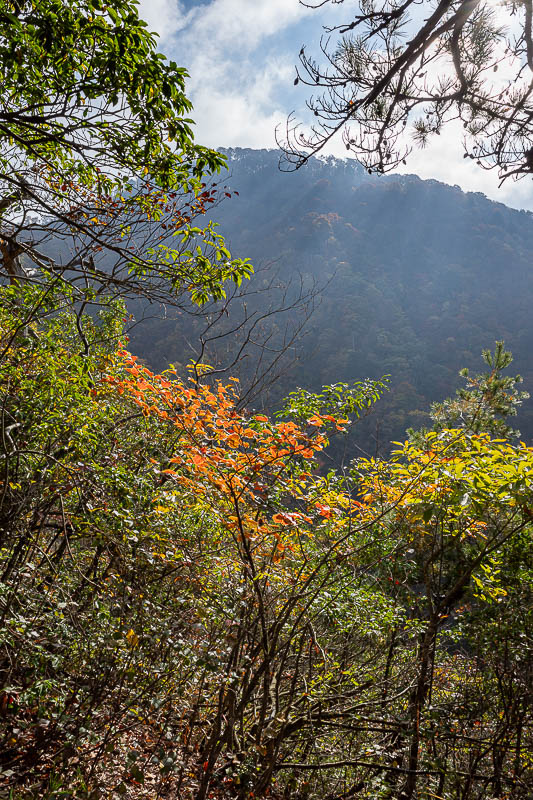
[130,148,533,452]
[3,3,533,797]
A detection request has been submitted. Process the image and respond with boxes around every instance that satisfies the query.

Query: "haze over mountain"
[130,148,533,455]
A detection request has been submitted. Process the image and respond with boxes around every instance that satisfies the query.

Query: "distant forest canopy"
[129,147,533,456]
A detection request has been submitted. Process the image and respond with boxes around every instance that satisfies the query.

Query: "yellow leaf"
[126,629,139,647]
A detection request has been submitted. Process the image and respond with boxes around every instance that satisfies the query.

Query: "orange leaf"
[315,504,333,519]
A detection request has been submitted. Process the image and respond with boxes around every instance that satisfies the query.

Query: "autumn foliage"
[0,283,531,800]
[1,3,531,794]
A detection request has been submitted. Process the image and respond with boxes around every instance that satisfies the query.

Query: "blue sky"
[138,0,533,211]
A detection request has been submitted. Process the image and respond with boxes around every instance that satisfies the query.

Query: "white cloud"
[137,0,194,45]
[154,0,306,150]
[189,55,294,148]
[137,0,533,210]
[183,0,305,52]
[397,120,533,209]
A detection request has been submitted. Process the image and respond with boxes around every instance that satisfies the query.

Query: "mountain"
[129,148,533,455]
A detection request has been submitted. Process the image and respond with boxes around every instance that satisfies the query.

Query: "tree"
[0,280,389,795]
[0,0,250,304]
[1,282,531,798]
[429,340,529,438]
[348,427,533,799]
[280,0,533,181]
